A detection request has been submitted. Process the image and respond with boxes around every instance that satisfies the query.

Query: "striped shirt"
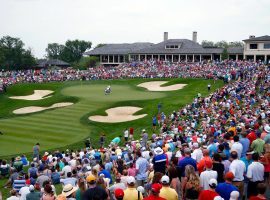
[13,179,26,192]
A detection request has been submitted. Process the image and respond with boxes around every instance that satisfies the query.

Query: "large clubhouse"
[84,32,270,65]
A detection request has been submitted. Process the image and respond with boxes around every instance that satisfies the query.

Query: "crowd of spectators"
[0,60,270,200]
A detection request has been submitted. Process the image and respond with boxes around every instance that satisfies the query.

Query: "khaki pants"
[232,181,244,197]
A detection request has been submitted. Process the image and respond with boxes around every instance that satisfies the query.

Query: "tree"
[215,40,229,49]
[45,43,65,59]
[76,56,99,69]
[95,43,106,49]
[201,40,215,47]
[61,40,92,63]
[221,48,229,60]
[0,36,36,69]
[228,41,244,48]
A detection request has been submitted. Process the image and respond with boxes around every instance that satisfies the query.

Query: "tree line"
[0,35,245,70]
[0,36,36,70]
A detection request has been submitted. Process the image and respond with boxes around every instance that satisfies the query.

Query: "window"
[264,43,270,49]
[165,45,179,49]
[250,44,258,49]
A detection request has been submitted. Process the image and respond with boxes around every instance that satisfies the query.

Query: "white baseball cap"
[161,175,170,184]
[209,178,217,188]
[127,176,135,184]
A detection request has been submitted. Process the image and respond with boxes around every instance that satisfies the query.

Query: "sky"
[1,0,270,58]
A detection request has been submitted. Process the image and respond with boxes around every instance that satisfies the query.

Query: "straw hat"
[62,184,78,197]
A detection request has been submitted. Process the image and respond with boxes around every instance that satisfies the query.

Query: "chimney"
[164,32,168,41]
[249,35,255,39]
[192,31,197,43]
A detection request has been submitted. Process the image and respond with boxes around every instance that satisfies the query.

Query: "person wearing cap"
[26,185,41,200]
[246,152,264,198]
[229,191,240,200]
[216,172,238,200]
[18,181,31,200]
[159,175,178,200]
[115,188,124,200]
[229,151,245,197]
[143,183,165,200]
[123,176,143,200]
[263,125,270,144]
[13,156,23,173]
[61,183,78,200]
[197,149,212,174]
[152,147,167,174]
[199,160,218,190]
[198,179,220,200]
[83,174,108,200]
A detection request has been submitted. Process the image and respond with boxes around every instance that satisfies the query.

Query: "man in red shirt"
[143,183,166,200]
[199,179,220,200]
[129,127,134,140]
[247,129,257,144]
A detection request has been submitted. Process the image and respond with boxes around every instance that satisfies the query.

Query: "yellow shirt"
[123,187,143,200]
[160,186,178,200]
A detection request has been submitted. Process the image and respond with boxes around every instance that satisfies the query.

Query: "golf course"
[0,78,224,158]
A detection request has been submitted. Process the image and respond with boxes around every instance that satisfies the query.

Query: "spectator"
[198,179,220,200]
[159,175,178,200]
[199,160,218,190]
[247,152,264,197]
[135,150,149,186]
[216,172,238,200]
[83,174,108,200]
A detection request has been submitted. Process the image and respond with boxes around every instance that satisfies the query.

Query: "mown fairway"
[0,78,224,157]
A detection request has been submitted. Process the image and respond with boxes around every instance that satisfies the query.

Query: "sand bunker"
[89,106,147,123]
[10,90,53,100]
[13,103,74,114]
[138,81,187,91]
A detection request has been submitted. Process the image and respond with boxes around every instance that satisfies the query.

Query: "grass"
[0,78,224,199]
[0,78,224,159]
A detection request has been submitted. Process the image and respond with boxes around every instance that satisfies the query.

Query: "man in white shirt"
[61,162,72,178]
[200,160,218,190]
[231,135,243,159]
[19,185,30,200]
[246,152,264,198]
[229,151,246,198]
[191,143,203,162]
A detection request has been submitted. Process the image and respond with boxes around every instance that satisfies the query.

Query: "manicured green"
[0,78,224,158]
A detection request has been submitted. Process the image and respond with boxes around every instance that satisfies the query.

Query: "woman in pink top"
[127,162,136,177]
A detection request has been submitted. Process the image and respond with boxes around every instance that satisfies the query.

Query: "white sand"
[10,90,53,100]
[89,106,147,123]
[138,81,187,91]
[13,103,74,114]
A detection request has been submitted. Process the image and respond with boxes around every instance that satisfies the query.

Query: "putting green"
[0,78,224,157]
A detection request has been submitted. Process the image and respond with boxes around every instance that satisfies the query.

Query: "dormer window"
[165,45,179,49]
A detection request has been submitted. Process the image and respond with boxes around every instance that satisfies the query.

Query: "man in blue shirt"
[239,133,250,158]
[216,172,238,200]
[98,164,112,184]
[152,147,167,174]
[136,150,149,186]
[177,148,197,177]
